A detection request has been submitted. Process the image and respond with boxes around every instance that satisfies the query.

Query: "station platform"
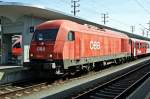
[0,65,27,72]
[0,65,22,70]
[0,65,33,85]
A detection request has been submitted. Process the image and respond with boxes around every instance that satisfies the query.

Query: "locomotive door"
[74,32,80,60]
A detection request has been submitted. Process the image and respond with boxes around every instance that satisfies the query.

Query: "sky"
[1,0,150,37]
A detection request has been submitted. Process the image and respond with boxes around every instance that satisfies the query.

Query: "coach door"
[74,32,80,60]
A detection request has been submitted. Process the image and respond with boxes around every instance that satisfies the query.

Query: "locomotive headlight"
[49,54,53,58]
[30,53,33,57]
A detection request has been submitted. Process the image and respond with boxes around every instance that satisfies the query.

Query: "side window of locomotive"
[67,31,75,41]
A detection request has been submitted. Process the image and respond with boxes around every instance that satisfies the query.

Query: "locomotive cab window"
[67,31,75,41]
[33,28,59,41]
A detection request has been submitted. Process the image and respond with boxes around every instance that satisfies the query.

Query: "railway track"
[0,81,49,99]
[0,75,74,99]
[73,62,150,99]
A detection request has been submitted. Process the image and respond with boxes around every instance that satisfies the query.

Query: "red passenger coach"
[29,20,131,74]
[130,38,149,57]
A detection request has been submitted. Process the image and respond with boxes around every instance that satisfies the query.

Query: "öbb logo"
[90,41,100,50]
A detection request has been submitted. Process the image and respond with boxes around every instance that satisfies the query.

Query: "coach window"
[148,44,149,48]
[67,31,75,41]
[136,43,139,49]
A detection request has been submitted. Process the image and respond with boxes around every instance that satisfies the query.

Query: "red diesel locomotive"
[29,20,150,74]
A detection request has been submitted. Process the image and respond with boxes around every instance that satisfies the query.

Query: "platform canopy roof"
[0,1,150,41]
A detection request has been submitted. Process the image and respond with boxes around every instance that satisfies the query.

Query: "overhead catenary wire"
[133,0,150,16]
[44,0,145,34]
[57,0,130,27]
